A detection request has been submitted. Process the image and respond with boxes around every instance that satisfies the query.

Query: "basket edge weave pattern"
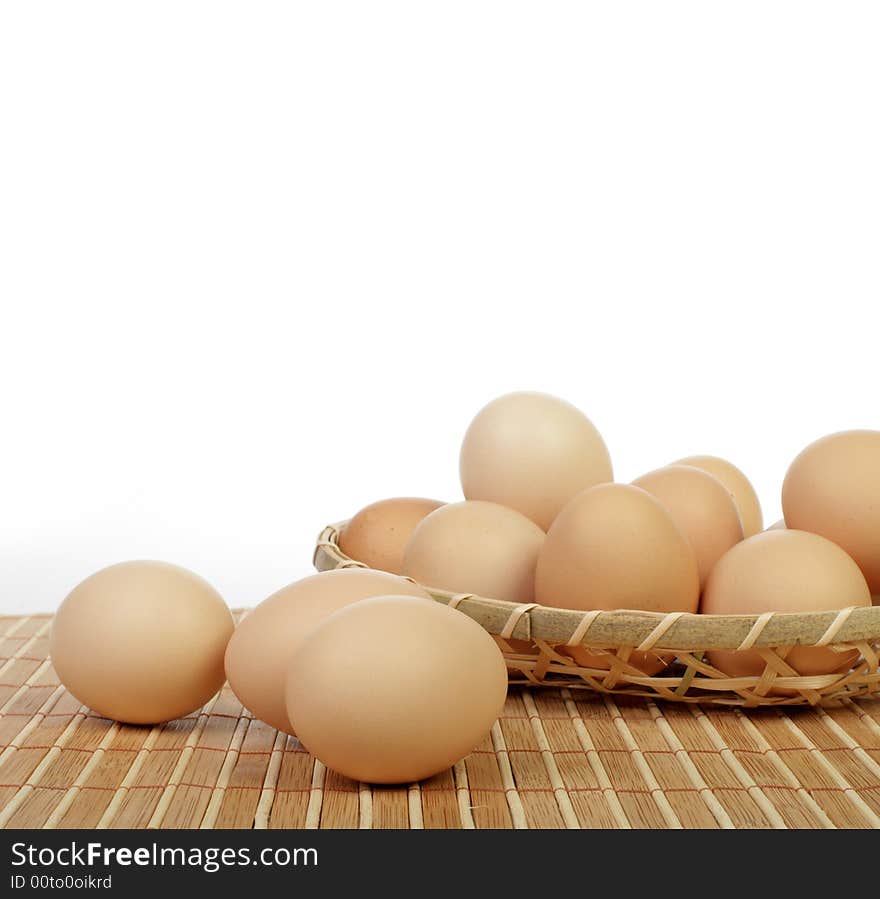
[313,522,880,707]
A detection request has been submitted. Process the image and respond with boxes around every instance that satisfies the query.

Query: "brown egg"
[338,497,445,574]
[50,561,233,725]
[701,530,871,681]
[782,430,880,594]
[225,569,430,734]
[632,465,744,588]
[401,500,545,602]
[675,455,763,537]
[460,391,612,530]
[535,483,700,614]
[284,596,508,783]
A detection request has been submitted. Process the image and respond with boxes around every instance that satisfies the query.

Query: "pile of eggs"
[343,394,878,683]
[49,392,880,785]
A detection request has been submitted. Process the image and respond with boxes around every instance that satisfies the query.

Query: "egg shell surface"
[284,595,508,783]
[225,569,430,734]
[50,560,233,725]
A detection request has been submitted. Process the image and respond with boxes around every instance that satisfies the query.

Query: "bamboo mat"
[1,614,880,829]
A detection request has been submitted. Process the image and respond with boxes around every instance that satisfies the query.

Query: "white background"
[1,2,878,614]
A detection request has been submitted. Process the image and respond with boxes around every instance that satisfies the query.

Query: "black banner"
[1,828,876,892]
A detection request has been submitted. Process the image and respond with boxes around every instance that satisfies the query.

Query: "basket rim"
[313,521,880,652]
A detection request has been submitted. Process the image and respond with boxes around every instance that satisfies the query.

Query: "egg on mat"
[225,569,430,734]
[50,561,234,725]
[782,430,880,594]
[701,529,871,681]
[460,391,612,530]
[675,455,763,537]
[535,483,700,615]
[632,465,744,588]
[338,497,445,574]
[285,596,508,783]
[401,500,545,603]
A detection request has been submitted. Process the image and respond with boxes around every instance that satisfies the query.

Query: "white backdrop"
[2,2,878,614]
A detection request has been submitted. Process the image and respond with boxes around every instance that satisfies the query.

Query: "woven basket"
[313,523,880,707]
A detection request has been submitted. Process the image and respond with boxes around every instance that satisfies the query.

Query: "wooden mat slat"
[0,614,878,829]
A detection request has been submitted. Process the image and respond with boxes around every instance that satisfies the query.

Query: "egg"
[338,497,445,574]
[675,455,763,537]
[701,530,872,681]
[536,484,697,676]
[284,595,508,783]
[782,430,880,594]
[535,483,700,614]
[632,465,744,588]
[225,569,430,733]
[50,561,233,725]
[401,500,545,602]
[460,391,612,530]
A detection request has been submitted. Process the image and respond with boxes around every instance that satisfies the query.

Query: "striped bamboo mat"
[1,613,879,829]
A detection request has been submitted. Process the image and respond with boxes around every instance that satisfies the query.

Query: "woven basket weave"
[313,523,880,707]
